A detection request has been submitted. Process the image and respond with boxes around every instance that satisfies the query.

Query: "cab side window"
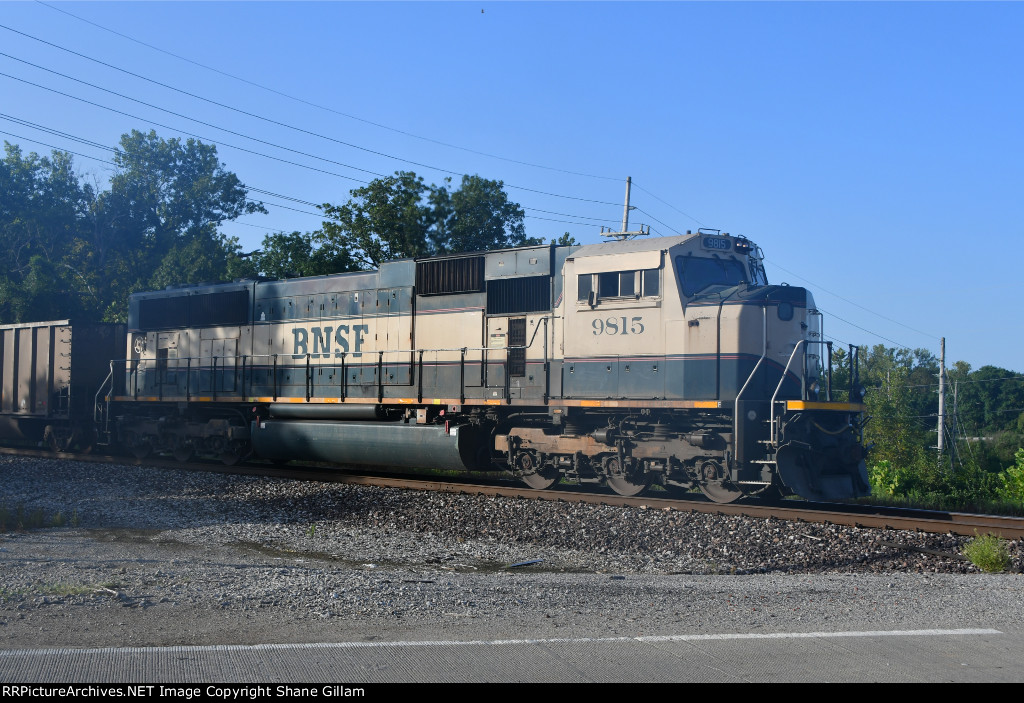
[579,268,660,303]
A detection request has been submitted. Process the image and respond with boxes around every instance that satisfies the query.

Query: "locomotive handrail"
[93,362,114,431]
[769,339,809,446]
[733,305,768,468]
[766,335,832,426]
[113,316,554,405]
[734,305,768,405]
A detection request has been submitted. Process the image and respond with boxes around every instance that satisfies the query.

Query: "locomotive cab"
[556,230,868,502]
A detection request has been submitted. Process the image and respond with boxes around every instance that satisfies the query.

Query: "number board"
[701,236,732,251]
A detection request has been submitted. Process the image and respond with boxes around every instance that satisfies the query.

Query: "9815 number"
[592,316,645,336]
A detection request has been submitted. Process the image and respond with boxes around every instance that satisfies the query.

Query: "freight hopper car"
[0,320,125,452]
[98,232,869,503]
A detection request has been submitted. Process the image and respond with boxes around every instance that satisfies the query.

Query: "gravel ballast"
[1,455,1022,649]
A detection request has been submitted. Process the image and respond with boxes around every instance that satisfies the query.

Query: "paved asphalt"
[2,626,1020,683]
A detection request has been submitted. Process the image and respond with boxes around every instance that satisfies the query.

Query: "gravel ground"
[1,455,1023,650]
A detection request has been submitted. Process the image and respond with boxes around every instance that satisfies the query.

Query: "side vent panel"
[416,256,485,296]
[138,297,188,330]
[189,290,250,327]
[486,276,551,315]
[138,289,250,330]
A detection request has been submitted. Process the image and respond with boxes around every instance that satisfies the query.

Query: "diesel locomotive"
[0,231,869,503]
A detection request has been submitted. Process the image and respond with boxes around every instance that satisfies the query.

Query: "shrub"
[869,460,906,497]
[996,449,1024,506]
[962,533,1011,573]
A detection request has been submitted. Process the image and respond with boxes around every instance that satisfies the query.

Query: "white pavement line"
[0,629,1002,657]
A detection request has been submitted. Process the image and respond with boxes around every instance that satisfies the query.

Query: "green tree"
[317,171,434,269]
[250,230,356,279]
[1,132,265,324]
[93,130,265,318]
[953,366,1024,436]
[430,174,538,254]
[997,448,1024,505]
[0,143,97,322]
[865,359,931,474]
[316,171,539,271]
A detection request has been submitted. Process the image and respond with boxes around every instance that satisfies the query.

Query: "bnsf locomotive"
[0,232,869,503]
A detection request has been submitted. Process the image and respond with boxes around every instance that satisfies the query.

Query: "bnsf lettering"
[592,316,645,336]
[313,326,332,355]
[292,325,368,358]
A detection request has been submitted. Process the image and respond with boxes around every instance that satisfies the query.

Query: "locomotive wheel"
[604,457,650,497]
[521,470,558,490]
[699,480,744,504]
[516,452,558,490]
[697,460,743,504]
[172,441,194,463]
[220,443,249,466]
[125,432,152,460]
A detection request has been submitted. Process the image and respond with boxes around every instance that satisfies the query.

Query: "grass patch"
[852,492,1024,518]
[0,501,82,531]
[962,533,1012,573]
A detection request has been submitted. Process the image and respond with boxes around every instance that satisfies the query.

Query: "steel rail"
[3,446,1023,540]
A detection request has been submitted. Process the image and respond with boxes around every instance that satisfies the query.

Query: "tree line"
[1,130,560,325]
[831,344,1024,509]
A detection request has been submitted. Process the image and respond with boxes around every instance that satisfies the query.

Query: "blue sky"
[1,2,1021,372]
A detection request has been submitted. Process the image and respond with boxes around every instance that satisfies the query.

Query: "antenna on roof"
[600,177,651,240]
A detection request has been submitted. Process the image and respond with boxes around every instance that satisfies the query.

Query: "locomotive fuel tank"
[251,419,484,472]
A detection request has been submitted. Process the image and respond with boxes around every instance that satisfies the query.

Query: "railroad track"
[4,445,1024,540]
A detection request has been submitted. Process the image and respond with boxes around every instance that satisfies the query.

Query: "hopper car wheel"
[517,452,558,490]
[697,460,743,504]
[604,457,651,497]
[44,425,73,453]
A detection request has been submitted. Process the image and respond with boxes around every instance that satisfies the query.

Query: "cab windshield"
[675,254,749,297]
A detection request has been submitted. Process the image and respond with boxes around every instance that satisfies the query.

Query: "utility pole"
[600,177,650,240]
[937,337,946,459]
[952,379,959,468]
[621,177,633,232]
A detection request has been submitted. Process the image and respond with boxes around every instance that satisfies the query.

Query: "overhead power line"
[1,120,616,232]
[0,75,376,185]
[631,181,707,228]
[36,0,622,182]
[769,259,938,340]
[816,305,915,352]
[0,54,385,179]
[0,23,623,208]
[12,7,784,251]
